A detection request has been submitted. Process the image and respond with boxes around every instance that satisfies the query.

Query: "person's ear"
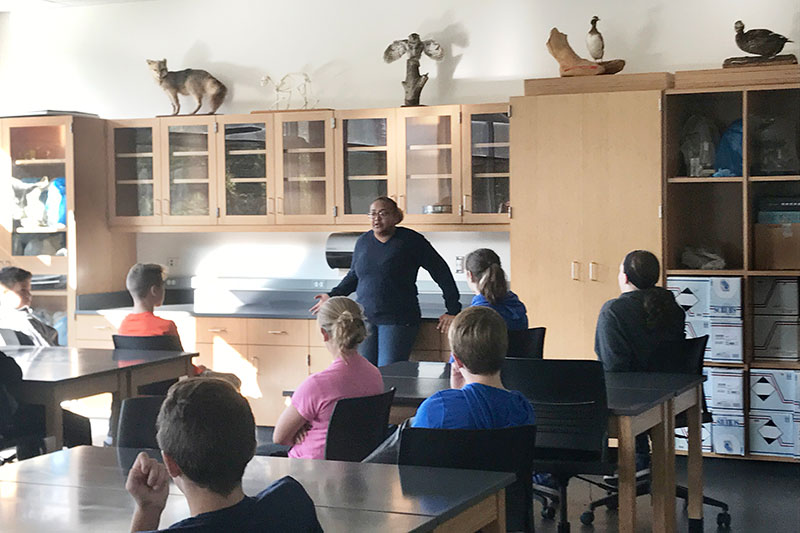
[161,451,182,479]
[320,327,330,342]
[451,353,463,369]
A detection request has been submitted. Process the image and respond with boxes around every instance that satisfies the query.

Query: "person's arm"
[126,452,169,533]
[417,236,462,327]
[311,254,360,314]
[0,352,23,386]
[594,306,634,372]
[273,404,311,446]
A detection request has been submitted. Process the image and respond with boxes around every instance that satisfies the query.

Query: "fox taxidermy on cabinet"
[146,59,227,115]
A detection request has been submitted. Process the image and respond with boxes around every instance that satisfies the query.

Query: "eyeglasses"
[367,209,391,219]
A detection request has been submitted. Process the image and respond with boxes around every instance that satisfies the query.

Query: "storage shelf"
[31,290,68,296]
[750,359,800,370]
[285,176,326,182]
[747,270,800,277]
[116,179,154,185]
[473,142,510,148]
[474,172,510,178]
[227,177,267,183]
[15,225,66,234]
[667,177,743,183]
[284,148,326,154]
[171,179,209,184]
[749,175,800,182]
[116,152,153,158]
[227,149,266,156]
[346,146,387,152]
[703,361,745,368]
[675,450,798,463]
[666,269,745,276]
[407,174,452,180]
[407,144,452,151]
[171,151,208,157]
[13,158,66,166]
[346,175,388,181]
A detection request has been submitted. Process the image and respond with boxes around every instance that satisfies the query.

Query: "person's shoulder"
[258,476,314,504]
[254,476,321,530]
[396,226,424,241]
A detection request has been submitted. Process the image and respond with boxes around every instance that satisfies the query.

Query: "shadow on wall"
[609,3,663,72]
[421,13,470,103]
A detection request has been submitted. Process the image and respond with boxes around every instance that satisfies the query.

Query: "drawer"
[247,319,308,346]
[413,322,442,350]
[195,317,247,345]
[75,315,120,341]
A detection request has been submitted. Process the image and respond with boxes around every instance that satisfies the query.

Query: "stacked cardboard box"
[753,278,800,361]
[749,369,798,458]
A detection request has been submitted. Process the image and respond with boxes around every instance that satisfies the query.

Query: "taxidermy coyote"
[146,59,227,115]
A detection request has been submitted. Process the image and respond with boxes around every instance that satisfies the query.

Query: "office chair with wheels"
[325,388,396,461]
[582,335,731,529]
[501,357,615,533]
[507,327,546,359]
[399,425,537,533]
[116,395,166,449]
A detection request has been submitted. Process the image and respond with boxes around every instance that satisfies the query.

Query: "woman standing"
[311,197,461,367]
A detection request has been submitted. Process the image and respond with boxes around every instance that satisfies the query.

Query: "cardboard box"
[675,422,712,453]
[667,277,710,318]
[750,369,798,412]
[794,411,800,459]
[701,367,711,405]
[711,409,745,456]
[753,316,800,360]
[709,277,742,318]
[749,409,796,457]
[753,278,800,316]
[708,368,744,410]
[708,320,743,362]
[684,319,711,360]
[755,224,800,270]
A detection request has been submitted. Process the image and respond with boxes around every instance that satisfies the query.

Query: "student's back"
[413,382,534,430]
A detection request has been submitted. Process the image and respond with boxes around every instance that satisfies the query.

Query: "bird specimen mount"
[586,16,604,61]
[723,20,796,68]
[546,28,624,77]
[384,33,444,106]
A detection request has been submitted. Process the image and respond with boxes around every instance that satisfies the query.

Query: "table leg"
[617,416,636,533]
[687,385,704,532]
[651,401,676,533]
[42,389,63,450]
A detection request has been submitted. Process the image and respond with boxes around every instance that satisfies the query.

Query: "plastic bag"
[750,116,800,176]
[713,120,743,177]
[681,247,726,270]
[45,177,66,227]
[680,115,719,177]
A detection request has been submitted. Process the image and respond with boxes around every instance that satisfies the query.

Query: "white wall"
[0,0,797,117]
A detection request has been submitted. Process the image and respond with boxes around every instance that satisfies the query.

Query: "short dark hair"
[126,263,166,300]
[0,266,32,290]
[448,306,508,375]
[372,196,404,223]
[156,378,256,495]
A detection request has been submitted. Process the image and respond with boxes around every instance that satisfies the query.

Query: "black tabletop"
[2,346,196,383]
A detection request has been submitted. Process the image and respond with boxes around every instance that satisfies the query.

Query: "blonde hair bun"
[317,297,368,351]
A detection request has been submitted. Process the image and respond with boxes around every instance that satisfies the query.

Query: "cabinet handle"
[462,194,471,213]
[589,262,599,281]
[277,197,283,214]
[207,328,228,333]
[398,194,405,210]
[267,330,288,335]
[163,199,170,215]
[267,197,274,215]
[154,199,161,216]
[571,261,581,281]
[252,356,259,372]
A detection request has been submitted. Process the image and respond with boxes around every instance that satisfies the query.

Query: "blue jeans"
[359,322,420,367]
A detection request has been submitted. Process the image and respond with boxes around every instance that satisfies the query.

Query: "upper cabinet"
[107,119,161,225]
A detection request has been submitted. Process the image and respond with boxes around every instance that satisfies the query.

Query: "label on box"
[750,369,798,412]
[708,368,743,410]
[794,411,800,459]
[711,409,745,456]
[709,277,742,318]
[667,277,710,318]
[749,409,796,457]
[675,422,712,453]
[709,320,743,362]
[684,319,711,359]
[753,278,800,316]
[753,316,800,360]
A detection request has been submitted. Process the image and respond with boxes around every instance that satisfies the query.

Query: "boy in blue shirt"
[126,378,322,533]
[413,306,535,429]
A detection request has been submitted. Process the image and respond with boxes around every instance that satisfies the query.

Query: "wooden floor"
[535,456,800,532]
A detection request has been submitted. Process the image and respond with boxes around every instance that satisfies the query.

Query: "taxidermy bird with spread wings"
[586,16,604,61]
[384,33,444,106]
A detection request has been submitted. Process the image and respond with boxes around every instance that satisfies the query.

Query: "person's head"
[448,306,508,375]
[619,250,660,294]
[316,296,368,355]
[465,248,508,305]
[368,196,403,236]
[126,263,167,306]
[156,378,255,496]
[0,266,33,309]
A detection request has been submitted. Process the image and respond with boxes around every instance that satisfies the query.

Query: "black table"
[3,346,196,448]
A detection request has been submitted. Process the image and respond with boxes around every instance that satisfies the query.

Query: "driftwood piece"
[546,28,625,77]
[384,33,444,106]
[723,54,798,68]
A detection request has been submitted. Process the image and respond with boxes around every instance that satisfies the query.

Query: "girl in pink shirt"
[273,297,384,459]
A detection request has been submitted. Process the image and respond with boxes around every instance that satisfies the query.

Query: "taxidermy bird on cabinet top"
[734,20,792,57]
[586,16,604,61]
[384,33,444,106]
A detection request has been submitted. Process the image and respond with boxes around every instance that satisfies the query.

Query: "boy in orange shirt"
[118,263,180,338]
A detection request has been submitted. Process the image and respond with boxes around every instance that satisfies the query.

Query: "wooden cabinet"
[107,119,161,226]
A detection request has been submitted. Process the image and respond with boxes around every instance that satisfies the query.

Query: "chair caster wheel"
[717,511,731,529]
[541,505,556,520]
[580,511,595,525]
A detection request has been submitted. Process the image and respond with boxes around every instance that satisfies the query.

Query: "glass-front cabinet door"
[1,116,73,274]
[461,104,511,224]
[334,109,397,224]
[274,110,335,224]
[160,116,217,225]
[108,119,161,225]
[216,114,274,225]
[397,105,462,224]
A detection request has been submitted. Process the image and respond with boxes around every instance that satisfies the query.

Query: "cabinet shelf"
[703,361,745,368]
[667,177,743,183]
[407,174,452,180]
[227,177,267,184]
[171,151,208,157]
[346,146,387,152]
[14,225,67,234]
[747,270,800,277]
[749,175,800,182]
[31,290,68,297]
[473,142,510,148]
[285,176,326,182]
[227,149,267,156]
[171,179,209,184]
[116,152,153,158]
[117,179,154,185]
[666,269,745,276]
[13,158,66,166]
[750,359,800,370]
[346,175,388,181]
[284,148,326,154]
[474,172,510,178]
[407,144,452,151]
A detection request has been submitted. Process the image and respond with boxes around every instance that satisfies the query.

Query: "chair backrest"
[507,327,545,359]
[324,387,396,462]
[116,396,166,449]
[0,329,34,346]
[649,335,711,425]
[501,358,609,460]
[399,425,537,533]
[112,335,183,351]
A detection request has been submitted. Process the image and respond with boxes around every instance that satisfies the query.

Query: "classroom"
[1,0,799,531]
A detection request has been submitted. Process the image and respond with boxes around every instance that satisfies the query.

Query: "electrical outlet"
[166,257,178,268]
[455,256,465,274]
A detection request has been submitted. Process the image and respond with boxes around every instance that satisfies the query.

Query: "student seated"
[465,248,529,331]
[413,306,535,430]
[0,266,60,346]
[273,297,384,458]
[126,378,322,532]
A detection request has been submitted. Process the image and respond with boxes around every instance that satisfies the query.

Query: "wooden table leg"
[432,490,505,532]
[687,385,704,532]
[651,401,676,533]
[617,416,637,533]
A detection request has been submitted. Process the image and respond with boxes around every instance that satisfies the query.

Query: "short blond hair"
[317,296,368,351]
[448,307,508,374]
[126,263,166,300]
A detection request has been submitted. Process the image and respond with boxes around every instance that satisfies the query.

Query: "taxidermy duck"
[734,20,791,57]
[586,16,604,61]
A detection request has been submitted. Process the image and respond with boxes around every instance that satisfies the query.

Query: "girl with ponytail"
[465,249,529,331]
[273,297,384,459]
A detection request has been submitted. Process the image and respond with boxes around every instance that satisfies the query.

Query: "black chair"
[507,327,546,359]
[584,335,731,529]
[398,425,537,533]
[116,395,165,449]
[325,388,396,462]
[501,357,614,533]
[112,334,184,351]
